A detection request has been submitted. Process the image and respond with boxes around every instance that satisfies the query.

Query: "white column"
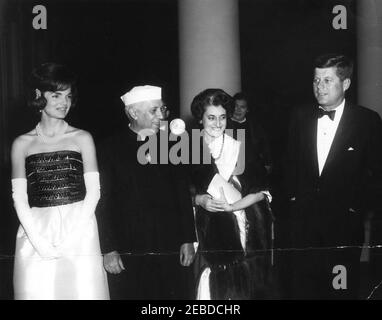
[178,0,241,122]
[357,0,382,116]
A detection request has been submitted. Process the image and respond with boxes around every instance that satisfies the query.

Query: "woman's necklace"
[36,121,68,143]
[213,134,225,161]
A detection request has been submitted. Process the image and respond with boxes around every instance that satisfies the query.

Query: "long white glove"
[60,172,100,248]
[79,171,100,224]
[12,178,60,259]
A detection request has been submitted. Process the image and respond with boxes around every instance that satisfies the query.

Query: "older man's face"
[134,99,164,134]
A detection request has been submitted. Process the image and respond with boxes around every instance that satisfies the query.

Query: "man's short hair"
[314,53,353,81]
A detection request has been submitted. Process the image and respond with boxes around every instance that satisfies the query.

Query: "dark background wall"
[239,0,356,161]
[2,0,180,142]
[0,0,357,299]
[1,0,356,149]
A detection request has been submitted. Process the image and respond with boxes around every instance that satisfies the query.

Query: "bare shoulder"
[11,131,35,155]
[68,126,94,141]
[68,127,95,153]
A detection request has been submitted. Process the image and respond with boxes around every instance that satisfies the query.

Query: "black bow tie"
[317,108,336,121]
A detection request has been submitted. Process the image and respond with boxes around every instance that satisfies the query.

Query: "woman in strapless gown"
[10,63,109,300]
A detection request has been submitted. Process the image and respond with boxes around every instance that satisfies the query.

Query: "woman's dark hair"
[28,62,78,113]
[190,88,234,121]
[232,92,248,103]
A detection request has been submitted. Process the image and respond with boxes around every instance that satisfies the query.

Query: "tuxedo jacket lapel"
[304,108,320,178]
[320,102,354,177]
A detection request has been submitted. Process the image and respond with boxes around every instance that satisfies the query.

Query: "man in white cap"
[96,85,196,299]
[121,85,164,137]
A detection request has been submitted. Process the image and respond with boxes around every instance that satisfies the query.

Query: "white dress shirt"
[317,99,345,175]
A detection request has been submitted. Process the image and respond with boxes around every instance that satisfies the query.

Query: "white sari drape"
[197,133,246,300]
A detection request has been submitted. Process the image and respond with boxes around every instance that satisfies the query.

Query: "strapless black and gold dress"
[13,151,109,300]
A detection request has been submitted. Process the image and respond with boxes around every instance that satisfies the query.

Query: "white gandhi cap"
[120,85,162,106]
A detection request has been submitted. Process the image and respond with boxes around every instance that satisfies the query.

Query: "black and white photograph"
[1,0,382,304]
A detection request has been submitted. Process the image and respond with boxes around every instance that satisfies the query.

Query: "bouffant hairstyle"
[28,62,78,113]
[190,88,234,121]
[314,53,353,81]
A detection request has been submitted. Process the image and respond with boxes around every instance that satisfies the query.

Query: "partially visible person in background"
[229,92,272,175]
[10,63,109,300]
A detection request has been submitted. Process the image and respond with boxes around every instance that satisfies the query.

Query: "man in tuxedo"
[285,54,382,299]
[97,85,196,299]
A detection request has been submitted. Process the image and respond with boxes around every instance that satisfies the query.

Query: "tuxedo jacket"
[96,126,197,255]
[285,101,382,246]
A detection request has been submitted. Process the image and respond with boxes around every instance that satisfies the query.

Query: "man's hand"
[103,251,125,274]
[179,243,195,267]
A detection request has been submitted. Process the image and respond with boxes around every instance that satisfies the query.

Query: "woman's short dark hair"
[190,88,234,121]
[28,62,78,113]
[232,92,248,102]
[314,54,353,81]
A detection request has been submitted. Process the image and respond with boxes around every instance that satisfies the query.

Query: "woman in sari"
[189,88,274,300]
